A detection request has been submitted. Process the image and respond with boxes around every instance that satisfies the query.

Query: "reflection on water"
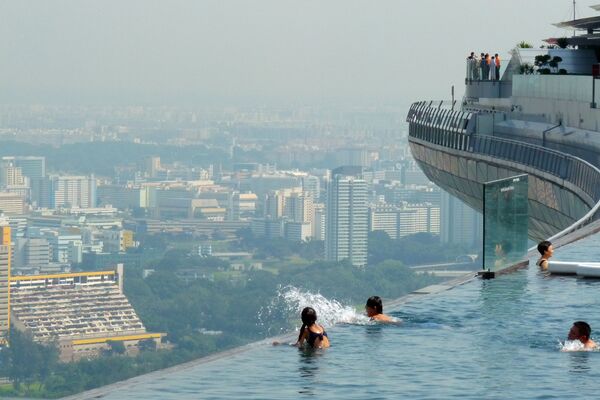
[297,348,323,396]
[364,323,384,339]
[568,352,591,374]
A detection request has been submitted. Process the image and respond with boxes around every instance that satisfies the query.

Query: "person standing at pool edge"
[536,240,553,270]
[365,296,393,322]
[568,321,598,349]
[295,307,330,349]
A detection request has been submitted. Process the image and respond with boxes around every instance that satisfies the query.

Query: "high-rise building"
[415,204,440,235]
[32,177,54,208]
[0,192,25,214]
[52,175,97,209]
[229,192,257,221]
[285,193,314,225]
[313,203,326,241]
[369,204,400,239]
[0,226,11,342]
[0,163,24,187]
[325,166,368,267]
[302,175,321,200]
[144,157,161,178]
[2,156,45,180]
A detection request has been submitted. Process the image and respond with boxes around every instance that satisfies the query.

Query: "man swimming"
[568,321,598,350]
[365,296,393,323]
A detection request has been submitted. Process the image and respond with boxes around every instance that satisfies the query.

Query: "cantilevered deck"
[407,101,600,243]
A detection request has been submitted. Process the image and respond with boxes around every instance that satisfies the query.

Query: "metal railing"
[407,100,600,241]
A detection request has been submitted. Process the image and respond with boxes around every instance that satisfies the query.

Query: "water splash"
[559,339,586,352]
[258,285,370,335]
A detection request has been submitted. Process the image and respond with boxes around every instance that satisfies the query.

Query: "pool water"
[96,234,600,399]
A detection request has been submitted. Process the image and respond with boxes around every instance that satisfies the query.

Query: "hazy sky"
[0,0,596,106]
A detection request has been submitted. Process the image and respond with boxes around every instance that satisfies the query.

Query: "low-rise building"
[10,265,164,362]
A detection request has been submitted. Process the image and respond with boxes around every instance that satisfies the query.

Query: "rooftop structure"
[408,9,600,244]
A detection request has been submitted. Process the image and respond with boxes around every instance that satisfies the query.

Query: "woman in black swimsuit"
[536,240,553,271]
[295,307,330,348]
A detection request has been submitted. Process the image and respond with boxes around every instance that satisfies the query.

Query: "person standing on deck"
[495,53,501,79]
[484,53,490,80]
[473,53,480,80]
[480,53,486,80]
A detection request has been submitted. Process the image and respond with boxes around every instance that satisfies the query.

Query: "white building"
[52,175,97,209]
[0,192,25,215]
[325,166,368,267]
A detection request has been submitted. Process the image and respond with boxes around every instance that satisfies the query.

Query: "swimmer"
[365,296,393,323]
[295,307,330,349]
[568,321,597,350]
[536,240,553,271]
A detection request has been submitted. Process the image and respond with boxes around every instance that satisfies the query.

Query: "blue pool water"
[95,234,600,399]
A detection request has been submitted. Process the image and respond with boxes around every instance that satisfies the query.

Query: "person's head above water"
[569,321,592,342]
[365,296,383,317]
[300,307,318,326]
[537,240,553,258]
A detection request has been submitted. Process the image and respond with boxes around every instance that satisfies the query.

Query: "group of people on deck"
[466,52,501,81]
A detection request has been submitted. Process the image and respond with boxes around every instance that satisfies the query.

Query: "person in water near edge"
[568,321,598,350]
[295,307,330,349]
[536,240,554,271]
[365,296,393,322]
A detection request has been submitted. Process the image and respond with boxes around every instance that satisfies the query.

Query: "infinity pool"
[85,234,600,399]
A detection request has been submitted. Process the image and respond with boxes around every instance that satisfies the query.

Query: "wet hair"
[537,240,552,256]
[366,296,383,314]
[297,307,318,342]
[574,321,591,340]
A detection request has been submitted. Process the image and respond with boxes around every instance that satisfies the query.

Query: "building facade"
[325,167,368,267]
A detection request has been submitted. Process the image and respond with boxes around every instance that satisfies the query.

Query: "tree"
[138,339,157,352]
[517,41,533,48]
[0,329,58,390]
[211,229,227,241]
[106,340,126,355]
[556,37,569,49]
[534,54,564,74]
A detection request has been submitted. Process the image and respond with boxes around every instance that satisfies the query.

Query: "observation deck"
[407,101,600,243]
[406,6,600,244]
